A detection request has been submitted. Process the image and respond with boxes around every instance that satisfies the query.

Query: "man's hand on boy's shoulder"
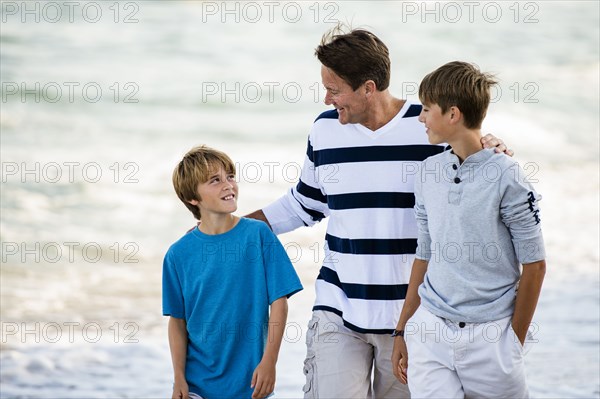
[245,209,272,229]
[251,357,276,399]
[481,133,514,156]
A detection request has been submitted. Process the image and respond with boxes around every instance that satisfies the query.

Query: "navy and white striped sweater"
[263,100,444,333]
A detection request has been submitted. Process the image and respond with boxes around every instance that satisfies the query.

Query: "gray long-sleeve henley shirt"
[415,148,545,323]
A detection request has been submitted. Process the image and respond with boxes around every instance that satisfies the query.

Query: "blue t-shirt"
[162,218,303,399]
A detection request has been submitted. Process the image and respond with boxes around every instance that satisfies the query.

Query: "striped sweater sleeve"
[263,134,330,235]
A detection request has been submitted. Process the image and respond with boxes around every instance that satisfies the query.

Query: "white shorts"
[405,305,530,398]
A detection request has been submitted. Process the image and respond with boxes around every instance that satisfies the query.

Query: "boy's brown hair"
[172,145,236,220]
[419,61,497,129]
[315,23,391,91]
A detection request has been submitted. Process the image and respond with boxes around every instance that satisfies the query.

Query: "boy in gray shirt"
[391,61,546,398]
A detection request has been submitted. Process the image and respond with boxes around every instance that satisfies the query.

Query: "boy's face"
[418,103,452,145]
[189,164,238,217]
[321,65,368,126]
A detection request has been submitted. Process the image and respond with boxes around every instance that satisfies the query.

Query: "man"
[247,25,509,398]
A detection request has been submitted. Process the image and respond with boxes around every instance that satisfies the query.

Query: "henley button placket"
[448,159,463,205]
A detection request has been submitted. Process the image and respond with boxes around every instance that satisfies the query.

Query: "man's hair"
[315,23,391,91]
[172,145,236,220]
[419,61,498,129]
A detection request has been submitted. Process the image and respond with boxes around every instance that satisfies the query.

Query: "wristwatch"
[391,329,404,337]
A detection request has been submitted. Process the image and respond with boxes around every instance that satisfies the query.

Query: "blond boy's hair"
[172,145,236,220]
[419,61,497,129]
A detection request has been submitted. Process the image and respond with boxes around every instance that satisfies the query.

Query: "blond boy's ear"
[187,198,200,206]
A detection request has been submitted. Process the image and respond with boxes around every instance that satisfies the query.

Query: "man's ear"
[188,198,199,206]
[364,80,377,96]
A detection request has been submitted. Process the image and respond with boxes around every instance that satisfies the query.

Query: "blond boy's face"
[188,165,238,217]
[418,103,452,145]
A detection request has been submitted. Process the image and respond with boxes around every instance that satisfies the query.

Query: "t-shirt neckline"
[192,217,245,241]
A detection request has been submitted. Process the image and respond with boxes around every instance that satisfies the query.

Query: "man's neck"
[362,92,405,131]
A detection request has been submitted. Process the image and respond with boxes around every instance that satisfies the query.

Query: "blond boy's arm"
[512,260,546,345]
[169,316,189,399]
[251,297,288,399]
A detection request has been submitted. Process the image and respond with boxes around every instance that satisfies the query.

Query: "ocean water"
[1,1,599,398]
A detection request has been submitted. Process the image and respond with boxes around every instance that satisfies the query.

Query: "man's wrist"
[391,329,404,338]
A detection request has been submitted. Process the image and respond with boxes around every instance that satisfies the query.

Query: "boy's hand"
[172,378,189,399]
[481,133,514,156]
[251,358,276,399]
[391,336,409,384]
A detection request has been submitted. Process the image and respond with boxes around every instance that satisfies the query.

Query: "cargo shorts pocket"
[305,315,319,353]
[302,353,317,396]
[302,315,319,397]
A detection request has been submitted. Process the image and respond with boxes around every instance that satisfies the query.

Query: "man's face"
[321,65,368,126]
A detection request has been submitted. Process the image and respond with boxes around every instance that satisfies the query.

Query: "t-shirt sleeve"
[259,224,303,304]
[414,162,432,261]
[162,249,185,319]
[500,163,546,264]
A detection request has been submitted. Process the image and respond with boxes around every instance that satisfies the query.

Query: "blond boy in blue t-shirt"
[163,146,302,399]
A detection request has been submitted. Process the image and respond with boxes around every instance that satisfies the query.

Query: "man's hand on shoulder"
[481,133,514,156]
[245,209,272,229]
